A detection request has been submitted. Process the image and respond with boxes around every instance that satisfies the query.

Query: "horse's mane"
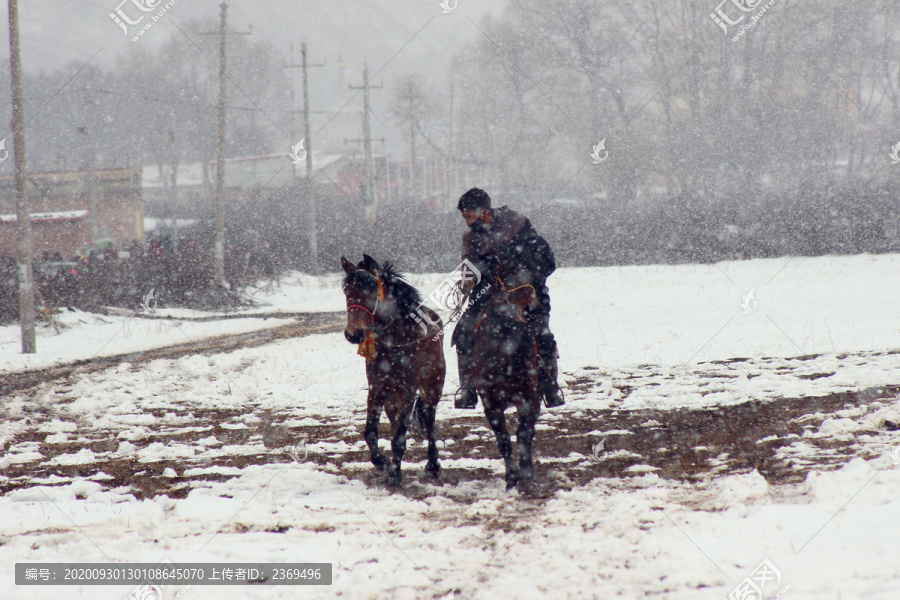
[378,262,423,316]
[343,260,423,320]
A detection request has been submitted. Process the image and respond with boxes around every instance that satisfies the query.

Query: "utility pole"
[348,64,383,211]
[448,82,455,210]
[167,123,178,246]
[213,2,228,287]
[361,64,375,206]
[284,42,325,271]
[81,89,99,240]
[201,2,250,287]
[8,0,34,353]
[407,79,419,202]
[286,44,299,181]
[168,109,178,207]
[301,43,319,271]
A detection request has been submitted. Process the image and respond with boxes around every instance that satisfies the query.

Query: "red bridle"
[347,303,376,323]
[346,269,385,325]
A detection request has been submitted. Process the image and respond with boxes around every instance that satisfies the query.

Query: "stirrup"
[543,385,565,408]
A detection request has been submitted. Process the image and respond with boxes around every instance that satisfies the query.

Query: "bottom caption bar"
[16,563,332,585]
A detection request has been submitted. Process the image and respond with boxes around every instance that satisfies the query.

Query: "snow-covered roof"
[211,151,348,173]
[140,152,351,190]
[143,217,200,232]
[210,152,350,189]
[141,163,206,189]
[0,210,89,223]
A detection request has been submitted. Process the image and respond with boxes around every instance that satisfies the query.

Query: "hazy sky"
[0,0,509,157]
[1,0,508,74]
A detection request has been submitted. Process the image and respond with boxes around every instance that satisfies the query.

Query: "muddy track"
[96,307,334,322]
[4,382,899,500]
[0,311,344,397]
[4,318,900,500]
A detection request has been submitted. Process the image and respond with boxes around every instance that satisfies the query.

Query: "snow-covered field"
[0,272,345,374]
[2,253,900,599]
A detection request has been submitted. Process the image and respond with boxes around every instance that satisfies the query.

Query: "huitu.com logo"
[890,141,900,165]
[710,0,780,41]
[740,288,757,313]
[727,558,790,600]
[428,259,481,312]
[590,138,609,164]
[589,438,607,463]
[410,259,487,339]
[141,288,158,314]
[438,0,458,14]
[288,139,308,165]
[110,0,181,42]
[288,436,309,463]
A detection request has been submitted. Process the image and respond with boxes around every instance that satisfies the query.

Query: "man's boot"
[455,387,478,409]
[455,350,478,409]
[540,344,564,408]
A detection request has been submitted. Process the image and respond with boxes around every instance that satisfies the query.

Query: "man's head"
[458,188,492,228]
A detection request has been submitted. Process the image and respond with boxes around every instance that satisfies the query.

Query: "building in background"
[0,168,143,259]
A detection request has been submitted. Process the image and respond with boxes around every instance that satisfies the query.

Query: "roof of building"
[0,210,89,224]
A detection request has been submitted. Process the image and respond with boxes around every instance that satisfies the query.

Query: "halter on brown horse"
[468,262,543,490]
[341,254,445,487]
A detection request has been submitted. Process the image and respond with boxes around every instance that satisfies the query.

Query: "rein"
[496,276,536,300]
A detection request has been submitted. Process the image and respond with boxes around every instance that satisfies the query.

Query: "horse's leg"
[517,353,543,484]
[483,396,518,490]
[516,401,539,482]
[385,393,414,487]
[365,389,387,473]
[421,394,441,479]
[424,402,441,478]
[418,336,445,479]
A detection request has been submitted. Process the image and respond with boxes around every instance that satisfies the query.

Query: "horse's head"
[493,262,540,323]
[341,254,385,344]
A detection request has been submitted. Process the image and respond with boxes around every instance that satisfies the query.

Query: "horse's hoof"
[515,478,540,496]
[426,462,442,479]
[386,473,403,488]
[505,471,519,491]
[372,455,388,473]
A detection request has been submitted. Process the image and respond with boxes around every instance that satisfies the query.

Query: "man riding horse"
[451,187,564,409]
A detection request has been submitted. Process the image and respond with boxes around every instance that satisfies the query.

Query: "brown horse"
[468,261,543,490]
[341,254,445,487]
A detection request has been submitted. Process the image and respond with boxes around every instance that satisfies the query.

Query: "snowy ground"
[2,253,900,599]
[0,272,347,374]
